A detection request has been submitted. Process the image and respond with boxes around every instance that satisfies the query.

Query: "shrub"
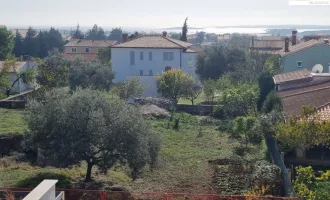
[148,134,162,171]
[217,120,234,133]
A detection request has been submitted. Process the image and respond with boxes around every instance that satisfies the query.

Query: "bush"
[217,120,234,133]
[252,161,281,186]
[148,134,162,170]
[15,172,72,188]
[262,91,282,113]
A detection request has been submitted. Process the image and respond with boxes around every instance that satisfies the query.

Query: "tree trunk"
[191,99,194,105]
[85,162,94,182]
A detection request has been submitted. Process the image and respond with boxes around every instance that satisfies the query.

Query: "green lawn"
[0,110,266,194]
[0,108,27,135]
[178,92,206,105]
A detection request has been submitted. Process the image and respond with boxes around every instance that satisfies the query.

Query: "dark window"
[149,52,152,61]
[72,48,77,53]
[140,70,144,76]
[85,48,89,53]
[130,51,135,65]
[149,70,153,76]
[140,52,143,60]
[297,61,302,68]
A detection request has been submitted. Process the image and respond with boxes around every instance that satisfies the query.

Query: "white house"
[111,33,202,96]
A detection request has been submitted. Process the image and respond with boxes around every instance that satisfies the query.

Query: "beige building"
[64,39,117,61]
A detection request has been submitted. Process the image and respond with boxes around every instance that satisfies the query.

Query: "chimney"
[251,36,255,48]
[285,37,289,52]
[162,31,167,37]
[324,39,329,44]
[122,33,128,42]
[292,30,297,45]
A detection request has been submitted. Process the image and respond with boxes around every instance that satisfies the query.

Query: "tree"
[68,60,115,91]
[0,62,10,98]
[107,28,123,42]
[4,59,36,96]
[257,71,275,111]
[156,69,194,103]
[97,47,111,64]
[196,31,205,45]
[0,26,14,60]
[24,27,39,57]
[180,17,188,42]
[222,83,259,117]
[36,51,70,88]
[70,23,84,39]
[195,47,227,81]
[233,116,258,147]
[184,81,202,105]
[129,31,140,40]
[37,31,49,58]
[47,27,64,52]
[262,91,282,113]
[25,88,156,181]
[85,24,106,40]
[275,106,330,158]
[115,78,145,101]
[203,79,218,107]
[13,30,24,58]
[169,32,181,40]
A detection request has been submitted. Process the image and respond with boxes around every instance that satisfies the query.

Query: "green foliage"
[107,28,123,42]
[70,23,84,39]
[196,47,227,81]
[36,51,70,88]
[13,31,24,58]
[156,69,194,103]
[36,28,64,58]
[257,71,275,111]
[222,83,259,117]
[183,81,202,105]
[196,31,205,45]
[0,26,14,60]
[24,27,39,57]
[25,88,155,181]
[233,116,261,146]
[217,119,234,133]
[275,106,330,154]
[85,24,106,40]
[169,32,181,40]
[294,166,315,200]
[68,60,114,91]
[148,133,162,171]
[203,79,218,104]
[180,17,188,42]
[262,91,282,113]
[264,54,282,75]
[114,78,145,100]
[228,34,251,49]
[15,172,72,189]
[97,47,111,64]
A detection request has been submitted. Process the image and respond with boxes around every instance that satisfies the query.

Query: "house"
[275,70,330,119]
[111,32,202,96]
[249,36,285,53]
[217,33,231,45]
[64,39,117,61]
[275,31,330,73]
[0,61,37,95]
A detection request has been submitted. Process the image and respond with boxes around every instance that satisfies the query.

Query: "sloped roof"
[112,35,194,49]
[278,81,330,118]
[251,40,284,49]
[277,39,330,56]
[273,69,312,84]
[65,39,117,47]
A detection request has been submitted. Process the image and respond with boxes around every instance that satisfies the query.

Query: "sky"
[1,0,330,29]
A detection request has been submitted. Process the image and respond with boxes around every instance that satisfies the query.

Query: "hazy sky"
[1,0,330,28]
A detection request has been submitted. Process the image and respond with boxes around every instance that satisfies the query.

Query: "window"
[130,51,135,65]
[149,70,153,76]
[85,48,89,53]
[140,52,144,60]
[140,70,144,76]
[163,52,174,61]
[71,48,77,53]
[149,52,152,61]
[297,61,303,68]
[188,58,193,68]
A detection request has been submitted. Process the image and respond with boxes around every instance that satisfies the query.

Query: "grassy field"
[0,109,266,194]
[0,108,27,135]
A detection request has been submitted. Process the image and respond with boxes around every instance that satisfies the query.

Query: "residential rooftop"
[276,39,330,56]
[64,39,117,47]
[273,69,312,84]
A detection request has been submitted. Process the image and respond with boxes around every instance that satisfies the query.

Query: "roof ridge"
[163,36,189,48]
[280,85,330,98]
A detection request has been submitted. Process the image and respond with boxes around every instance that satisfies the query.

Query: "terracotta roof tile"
[65,40,117,47]
[278,81,330,118]
[273,69,312,84]
[112,35,194,49]
[64,54,98,61]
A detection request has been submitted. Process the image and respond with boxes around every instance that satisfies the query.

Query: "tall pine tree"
[13,30,24,58]
[86,24,106,40]
[180,17,188,42]
[0,26,14,60]
[71,23,84,39]
[24,27,39,57]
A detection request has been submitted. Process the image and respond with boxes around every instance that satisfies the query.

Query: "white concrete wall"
[182,52,197,79]
[112,48,181,82]
[127,75,158,97]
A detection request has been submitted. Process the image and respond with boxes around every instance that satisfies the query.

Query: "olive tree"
[115,78,145,101]
[25,88,158,181]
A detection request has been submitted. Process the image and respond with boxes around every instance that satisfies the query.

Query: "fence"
[0,188,300,200]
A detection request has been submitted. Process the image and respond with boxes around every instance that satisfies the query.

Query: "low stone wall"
[176,104,212,115]
[0,100,26,109]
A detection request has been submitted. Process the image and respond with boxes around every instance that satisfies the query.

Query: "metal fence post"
[100,190,107,200]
